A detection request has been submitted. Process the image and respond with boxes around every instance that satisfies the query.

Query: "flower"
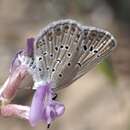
[30,83,65,127]
[0,37,65,128]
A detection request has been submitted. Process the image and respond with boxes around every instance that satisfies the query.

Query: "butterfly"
[24,19,117,91]
[10,19,117,127]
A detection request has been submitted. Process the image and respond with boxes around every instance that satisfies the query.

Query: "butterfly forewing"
[33,19,117,90]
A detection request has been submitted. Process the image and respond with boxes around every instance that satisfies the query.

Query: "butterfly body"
[24,19,116,90]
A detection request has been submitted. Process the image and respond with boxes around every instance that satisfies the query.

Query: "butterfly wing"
[33,19,117,90]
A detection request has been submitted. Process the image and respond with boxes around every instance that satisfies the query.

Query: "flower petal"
[1,104,30,120]
[41,100,65,124]
[10,50,23,73]
[29,83,65,127]
[29,85,47,127]
[26,38,34,57]
[0,65,27,103]
[42,105,56,124]
[53,101,65,117]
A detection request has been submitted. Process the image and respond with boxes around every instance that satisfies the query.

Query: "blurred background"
[0,0,130,130]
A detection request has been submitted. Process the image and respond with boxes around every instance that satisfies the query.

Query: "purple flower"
[29,83,65,127]
[0,37,65,128]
